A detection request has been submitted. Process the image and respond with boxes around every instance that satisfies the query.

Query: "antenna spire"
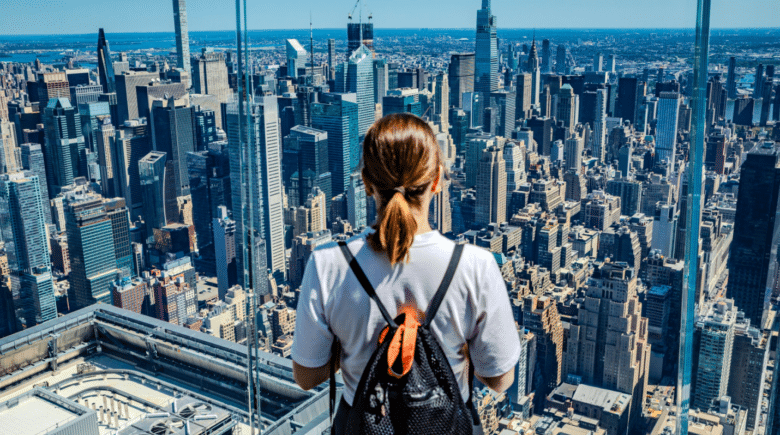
[310,11,314,77]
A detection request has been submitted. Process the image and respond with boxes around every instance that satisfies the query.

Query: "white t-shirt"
[291,229,521,406]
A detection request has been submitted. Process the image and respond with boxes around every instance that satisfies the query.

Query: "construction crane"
[348,0,372,22]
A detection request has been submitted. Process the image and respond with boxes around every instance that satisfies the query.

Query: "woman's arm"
[293,358,339,391]
[475,370,515,394]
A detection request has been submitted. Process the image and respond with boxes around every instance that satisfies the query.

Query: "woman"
[291,113,520,433]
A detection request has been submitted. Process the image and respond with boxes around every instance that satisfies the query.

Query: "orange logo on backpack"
[378,306,421,379]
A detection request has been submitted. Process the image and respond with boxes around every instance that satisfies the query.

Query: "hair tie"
[393,186,406,196]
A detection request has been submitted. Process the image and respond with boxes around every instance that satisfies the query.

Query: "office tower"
[284,125,332,209]
[753,64,764,98]
[555,44,567,75]
[36,72,70,105]
[19,143,52,223]
[474,0,498,96]
[489,89,515,138]
[522,294,563,409]
[285,39,307,79]
[136,81,188,121]
[450,109,469,155]
[0,120,20,175]
[600,54,613,74]
[139,151,168,238]
[103,197,133,276]
[115,119,152,217]
[449,53,475,108]
[335,45,375,137]
[194,106,218,149]
[111,277,148,314]
[514,73,532,120]
[382,88,422,117]
[465,132,495,187]
[186,147,230,248]
[528,39,541,106]
[70,84,102,106]
[172,0,190,74]
[727,142,780,325]
[115,71,160,123]
[66,193,121,309]
[526,116,554,156]
[475,145,506,226]
[541,39,551,73]
[582,191,621,231]
[434,73,449,129]
[564,262,650,430]
[692,299,736,411]
[462,92,481,128]
[213,206,237,298]
[78,101,111,155]
[554,84,579,131]
[289,230,332,289]
[656,92,681,167]
[347,172,367,229]
[732,96,754,126]
[43,98,86,192]
[190,49,230,105]
[347,22,374,57]
[226,96,285,284]
[727,315,769,430]
[151,97,196,202]
[311,92,359,195]
[592,89,608,163]
[93,117,119,198]
[616,77,639,123]
[759,78,773,126]
[726,57,737,99]
[563,135,583,173]
[618,144,632,177]
[97,29,116,94]
[0,172,56,327]
[328,38,336,80]
[593,52,603,72]
[774,85,780,122]
[504,140,525,202]
[373,59,389,104]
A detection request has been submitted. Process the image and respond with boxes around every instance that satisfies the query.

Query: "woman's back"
[292,229,519,406]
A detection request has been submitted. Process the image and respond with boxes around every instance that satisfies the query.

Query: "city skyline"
[2,0,780,35]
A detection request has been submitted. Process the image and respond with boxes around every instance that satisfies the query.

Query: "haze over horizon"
[2,0,779,36]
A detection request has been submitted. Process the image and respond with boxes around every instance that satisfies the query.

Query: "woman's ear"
[431,165,443,194]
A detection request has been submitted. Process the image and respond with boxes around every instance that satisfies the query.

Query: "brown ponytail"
[362,113,442,265]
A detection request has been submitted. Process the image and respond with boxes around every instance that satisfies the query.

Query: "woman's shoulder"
[311,231,370,267]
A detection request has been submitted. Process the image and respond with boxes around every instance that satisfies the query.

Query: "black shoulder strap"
[338,241,398,328]
[423,243,465,327]
[329,338,338,423]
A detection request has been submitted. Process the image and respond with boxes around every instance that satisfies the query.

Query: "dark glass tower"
[97,28,116,94]
[448,53,475,108]
[727,142,780,325]
[726,56,737,99]
[43,98,86,193]
[474,0,498,95]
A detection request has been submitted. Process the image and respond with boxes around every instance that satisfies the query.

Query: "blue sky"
[2,0,779,35]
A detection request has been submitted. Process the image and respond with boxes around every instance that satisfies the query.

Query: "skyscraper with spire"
[527,37,541,106]
[474,0,498,95]
[97,29,116,94]
[172,0,190,74]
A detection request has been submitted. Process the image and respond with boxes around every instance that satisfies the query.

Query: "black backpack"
[330,241,477,435]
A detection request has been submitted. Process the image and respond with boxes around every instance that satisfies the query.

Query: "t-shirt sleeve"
[467,253,521,378]
[291,254,335,368]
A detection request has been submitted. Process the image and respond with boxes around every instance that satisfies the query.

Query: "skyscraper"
[474,0,498,95]
[43,98,86,192]
[284,125,332,209]
[0,120,20,175]
[95,117,120,198]
[327,38,336,80]
[656,92,681,167]
[335,45,375,137]
[448,53,475,108]
[115,71,160,123]
[692,299,736,412]
[190,49,231,105]
[541,39,551,73]
[434,73,449,130]
[227,96,286,285]
[0,172,56,327]
[115,118,152,217]
[172,0,190,74]
[103,197,133,277]
[515,73,532,120]
[311,92,359,196]
[475,145,506,226]
[347,22,374,57]
[19,143,52,223]
[727,142,780,325]
[489,89,515,139]
[593,52,603,72]
[593,89,608,163]
[285,39,307,79]
[139,151,168,239]
[726,57,737,99]
[36,72,69,105]
[97,28,116,94]
[65,192,121,310]
[151,97,196,201]
[553,84,579,131]
[564,135,583,173]
[753,64,764,98]
[555,44,567,75]
[617,77,639,123]
[527,39,541,106]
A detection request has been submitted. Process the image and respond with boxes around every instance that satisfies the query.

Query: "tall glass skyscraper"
[227,96,286,285]
[151,97,197,199]
[335,45,375,137]
[0,172,56,327]
[656,92,681,167]
[593,89,608,163]
[172,0,190,74]
[139,151,168,239]
[43,98,86,193]
[97,28,116,94]
[311,92,359,196]
[19,143,52,223]
[474,0,498,95]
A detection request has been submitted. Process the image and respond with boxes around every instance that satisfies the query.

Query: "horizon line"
[1,26,779,37]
